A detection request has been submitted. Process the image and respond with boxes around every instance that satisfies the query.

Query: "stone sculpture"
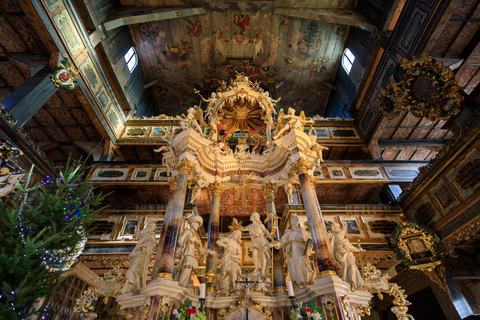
[243,212,273,277]
[270,215,314,285]
[216,229,243,294]
[176,215,217,287]
[122,221,157,294]
[331,222,365,290]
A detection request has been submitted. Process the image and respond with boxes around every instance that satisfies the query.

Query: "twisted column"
[156,159,195,280]
[205,181,224,294]
[151,176,177,278]
[292,158,338,276]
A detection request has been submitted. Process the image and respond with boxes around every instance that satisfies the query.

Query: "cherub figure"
[308,127,329,166]
[189,176,209,204]
[278,172,296,204]
[273,108,314,139]
[176,106,204,134]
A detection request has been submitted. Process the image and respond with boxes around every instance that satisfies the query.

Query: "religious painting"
[341,219,361,235]
[328,167,346,179]
[154,169,169,181]
[91,168,129,180]
[432,181,460,214]
[131,168,151,181]
[185,16,207,37]
[150,127,173,138]
[323,216,337,234]
[119,218,140,239]
[122,126,149,138]
[349,167,383,179]
[313,169,325,179]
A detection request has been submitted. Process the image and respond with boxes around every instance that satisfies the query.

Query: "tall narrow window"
[342,48,355,74]
[124,47,138,73]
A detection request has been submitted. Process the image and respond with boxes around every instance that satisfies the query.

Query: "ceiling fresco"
[133,8,347,116]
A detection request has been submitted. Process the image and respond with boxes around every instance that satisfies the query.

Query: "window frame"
[124,47,138,73]
[342,48,355,75]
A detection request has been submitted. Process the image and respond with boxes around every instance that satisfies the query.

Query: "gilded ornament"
[260,181,276,198]
[176,158,195,175]
[50,58,79,90]
[292,158,313,175]
[208,181,224,197]
[376,56,463,121]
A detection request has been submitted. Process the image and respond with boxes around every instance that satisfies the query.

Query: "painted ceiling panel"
[133,10,346,116]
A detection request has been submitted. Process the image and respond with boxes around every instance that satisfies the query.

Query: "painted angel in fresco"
[233,14,250,32]
[298,39,307,54]
[185,16,207,37]
[213,27,222,46]
[273,108,314,139]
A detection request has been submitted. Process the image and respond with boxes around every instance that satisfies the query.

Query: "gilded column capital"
[208,181,224,197]
[177,158,195,175]
[261,181,276,198]
[292,158,312,175]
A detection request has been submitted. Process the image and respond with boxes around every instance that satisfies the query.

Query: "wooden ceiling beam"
[273,8,374,32]
[103,7,207,31]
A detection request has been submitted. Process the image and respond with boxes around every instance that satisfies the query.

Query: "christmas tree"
[0,161,105,320]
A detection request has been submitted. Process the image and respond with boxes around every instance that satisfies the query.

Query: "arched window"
[124,47,138,73]
[342,48,355,75]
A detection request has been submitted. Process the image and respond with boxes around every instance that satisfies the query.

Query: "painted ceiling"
[133,8,348,116]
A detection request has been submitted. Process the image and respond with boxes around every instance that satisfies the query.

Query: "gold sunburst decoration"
[219,96,264,133]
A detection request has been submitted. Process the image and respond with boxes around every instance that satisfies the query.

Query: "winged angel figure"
[273,107,314,139]
[176,106,207,135]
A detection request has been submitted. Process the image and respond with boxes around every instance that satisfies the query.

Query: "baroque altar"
[77,74,414,320]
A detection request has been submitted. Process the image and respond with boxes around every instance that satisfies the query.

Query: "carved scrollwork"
[376,56,463,122]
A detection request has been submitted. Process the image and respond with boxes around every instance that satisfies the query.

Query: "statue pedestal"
[115,276,372,320]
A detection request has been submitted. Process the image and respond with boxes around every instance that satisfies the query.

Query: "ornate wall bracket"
[50,58,79,90]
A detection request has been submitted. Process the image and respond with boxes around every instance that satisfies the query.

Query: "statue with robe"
[331,222,365,290]
[243,212,273,277]
[176,215,217,287]
[216,229,243,294]
[121,221,157,294]
[270,215,314,285]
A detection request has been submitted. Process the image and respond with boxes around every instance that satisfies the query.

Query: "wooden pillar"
[293,158,338,276]
[205,181,223,295]
[2,65,58,127]
[156,159,194,280]
[151,177,177,278]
